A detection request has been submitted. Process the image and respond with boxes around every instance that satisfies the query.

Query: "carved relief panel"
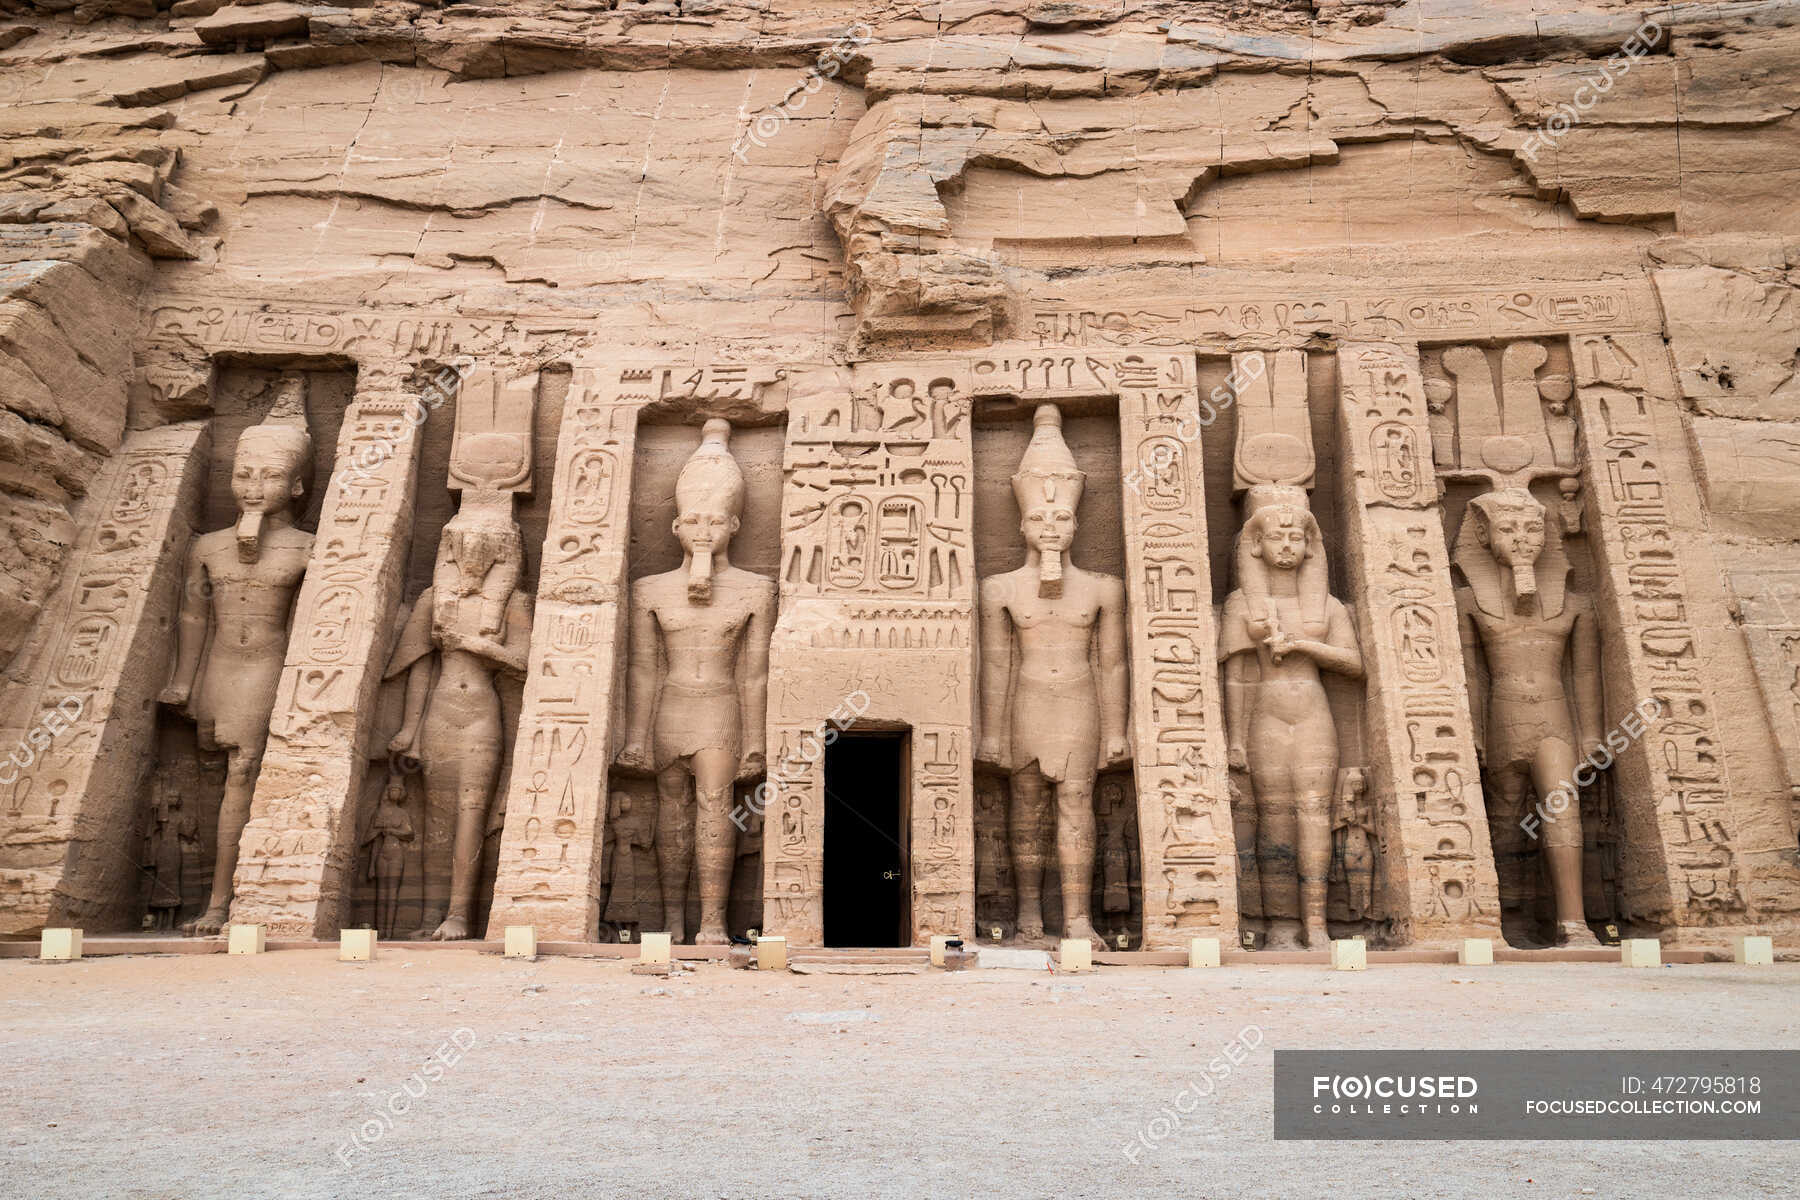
[486,368,637,941]
[0,425,209,934]
[767,363,977,946]
[1569,334,1800,928]
[1337,343,1499,944]
[1425,338,1616,945]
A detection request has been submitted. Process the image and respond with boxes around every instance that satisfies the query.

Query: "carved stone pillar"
[766,363,977,946]
[486,369,636,940]
[0,424,209,933]
[230,367,423,937]
[1573,334,1800,931]
[1337,342,1501,942]
[1111,351,1233,946]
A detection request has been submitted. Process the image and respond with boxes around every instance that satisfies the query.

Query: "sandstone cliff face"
[3,0,1800,940]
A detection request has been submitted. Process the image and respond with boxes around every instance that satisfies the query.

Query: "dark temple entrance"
[823,733,910,947]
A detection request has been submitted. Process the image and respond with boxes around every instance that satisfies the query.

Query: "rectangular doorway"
[823,733,910,947]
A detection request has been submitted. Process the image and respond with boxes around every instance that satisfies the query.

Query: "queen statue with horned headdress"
[617,419,777,945]
[1219,484,1363,951]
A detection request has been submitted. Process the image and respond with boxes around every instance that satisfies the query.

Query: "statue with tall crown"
[977,405,1130,951]
[159,375,316,935]
[1454,485,1603,946]
[617,419,777,944]
[1220,485,1363,950]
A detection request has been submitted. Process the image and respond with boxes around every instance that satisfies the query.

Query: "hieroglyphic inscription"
[1574,335,1745,924]
[1338,343,1500,939]
[0,425,209,933]
[766,362,977,945]
[1110,350,1233,943]
[230,371,422,937]
[486,369,638,939]
[1031,284,1642,348]
[145,299,543,361]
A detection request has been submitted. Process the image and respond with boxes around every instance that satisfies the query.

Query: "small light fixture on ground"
[227,924,266,955]
[1058,938,1092,972]
[1620,938,1661,968]
[755,936,787,971]
[340,929,376,962]
[504,926,536,959]
[1733,935,1773,965]
[639,932,672,965]
[1457,938,1493,966]
[39,928,81,961]
[1188,936,1221,968]
[1330,938,1367,971]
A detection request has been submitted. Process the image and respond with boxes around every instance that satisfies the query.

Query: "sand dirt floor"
[1,950,1796,1199]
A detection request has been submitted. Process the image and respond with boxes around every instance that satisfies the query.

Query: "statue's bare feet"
[1012,917,1047,946]
[1264,920,1304,951]
[182,909,227,937]
[1065,917,1110,953]
[1304,923,1330,950]
[694,923,730,946]
[1557,919,1600,947]
[430,915,470,941]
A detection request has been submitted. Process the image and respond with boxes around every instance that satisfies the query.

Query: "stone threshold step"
[0,939,1719,964]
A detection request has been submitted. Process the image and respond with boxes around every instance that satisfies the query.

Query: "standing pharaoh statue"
[1454,486,1603,947]
[1220,486,1363,950]
[977,405,1129,951]
[159,380,315,935]
[385,431,535,940]
[617,420,777,945]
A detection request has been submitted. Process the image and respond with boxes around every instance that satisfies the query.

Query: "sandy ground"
[1,950,1796,1200]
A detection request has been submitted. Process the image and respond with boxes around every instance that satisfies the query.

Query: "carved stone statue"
[1455,485,1603,947]
[1220,486,1363,950]
[977,404,1129,950]
[617,419,777,944]
[159,381,315,935]
[361,772,414,939]
[385,434,534,940]
[1329,766,1374,923]
[143,770,197,931]
[1096,776,1133,934]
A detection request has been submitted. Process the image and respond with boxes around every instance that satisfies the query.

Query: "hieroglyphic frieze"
[1030,283,1643,349]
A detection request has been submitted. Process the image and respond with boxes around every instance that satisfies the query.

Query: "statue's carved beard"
[235,510,264,562]
[689,547,714,604]
[1506,558,1539,609]
[1038,547,1063,599]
